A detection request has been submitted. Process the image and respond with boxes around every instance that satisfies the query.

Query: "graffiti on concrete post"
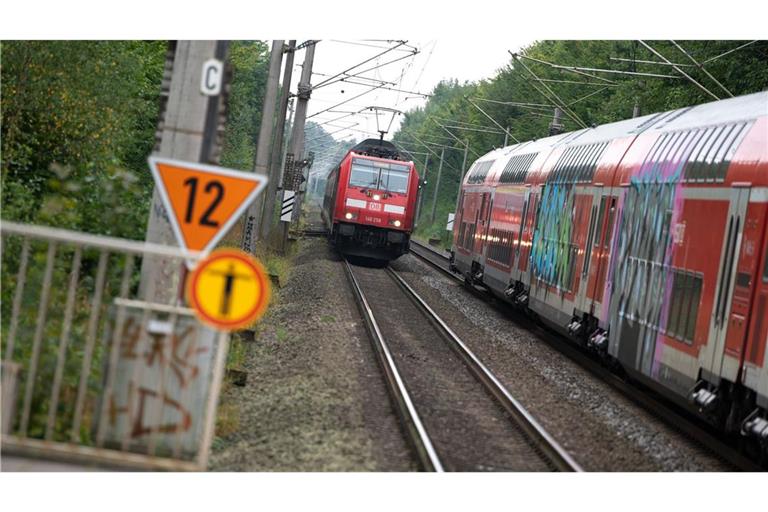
[103,306,218,457]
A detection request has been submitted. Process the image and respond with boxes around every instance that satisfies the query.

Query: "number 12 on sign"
[148,156,268,259]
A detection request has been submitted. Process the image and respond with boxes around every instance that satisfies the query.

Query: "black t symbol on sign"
[208,263,253,316]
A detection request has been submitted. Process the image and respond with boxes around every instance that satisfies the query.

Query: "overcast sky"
[294,39,533,143]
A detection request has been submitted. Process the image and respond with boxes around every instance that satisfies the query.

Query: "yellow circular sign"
[187,248,270,330]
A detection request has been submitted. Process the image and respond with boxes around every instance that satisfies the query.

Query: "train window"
[499,152,538,183]
[583,205,597,276]
[676,122,752,182]
[666,269,702,344]
[350,160,380,188]
[378,168,410,194]
[467,160,495,184]
[547,142,607,184]
[594,197,607,248]
[603,198,616,249]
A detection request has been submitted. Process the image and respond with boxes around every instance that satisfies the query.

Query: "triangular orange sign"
[148,156,268,256]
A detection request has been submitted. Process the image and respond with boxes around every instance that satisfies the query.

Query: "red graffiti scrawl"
[131,387,192,438]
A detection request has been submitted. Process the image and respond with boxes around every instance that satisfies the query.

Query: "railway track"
[407,239,764,471]
[343,257,582,472]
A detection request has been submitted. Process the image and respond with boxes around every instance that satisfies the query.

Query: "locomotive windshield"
[349,158,410,194]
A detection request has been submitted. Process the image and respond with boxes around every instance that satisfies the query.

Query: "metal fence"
[1,221,229,471]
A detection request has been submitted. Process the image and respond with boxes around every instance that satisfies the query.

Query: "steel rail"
[386,266,583,472]
[409,240,462,282]
[342,260,444,472]
[406,240,763,471]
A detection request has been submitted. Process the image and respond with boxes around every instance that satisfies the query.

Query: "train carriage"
[322,139,420,260]
[451,91,768,453]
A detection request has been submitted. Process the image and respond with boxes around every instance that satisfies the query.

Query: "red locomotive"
[323,139,420,260]
[451,91,768,459]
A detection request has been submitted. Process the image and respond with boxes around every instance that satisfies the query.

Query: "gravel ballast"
[390,252,731,471]
[209,238,415,471]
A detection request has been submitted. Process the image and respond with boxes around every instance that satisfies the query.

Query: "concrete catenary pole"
[452,139,470,219]
[430,147,445,224]
[279,41,316,252]
[414,155,429,226]
[260,40,296,241]
[240,40,284,254]
[140,40,229,304]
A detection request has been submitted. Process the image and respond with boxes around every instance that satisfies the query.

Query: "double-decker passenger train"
[322,139,420,260]
[451,91,768,459]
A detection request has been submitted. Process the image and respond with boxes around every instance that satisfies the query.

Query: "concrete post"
[260,40,296,241]
[140,40,229,304]
[414,156,428,227]
[241,40,284,254]
[430,147,445,224]
[279,42,316,252]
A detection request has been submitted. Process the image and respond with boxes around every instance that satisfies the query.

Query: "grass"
[214,401,241,438]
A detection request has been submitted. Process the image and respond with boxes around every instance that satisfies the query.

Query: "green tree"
[1,41,167,238]
[394,40,768,240]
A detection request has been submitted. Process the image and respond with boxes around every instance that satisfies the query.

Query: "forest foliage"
[0,41,272,439]
[1,40,271,239]
[392,40,768,241]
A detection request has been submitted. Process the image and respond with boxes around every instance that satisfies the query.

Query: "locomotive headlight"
[372,194,381,201]
[393,219,402,227]
[345,212,354,220]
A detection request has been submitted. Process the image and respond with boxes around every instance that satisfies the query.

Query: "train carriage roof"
[466,91,768,185]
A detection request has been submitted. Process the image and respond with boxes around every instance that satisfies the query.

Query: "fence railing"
[1,220,228,471]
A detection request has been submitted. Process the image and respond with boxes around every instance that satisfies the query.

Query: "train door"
[480,192,494,260]
[510,188,531,281]
[701,185,751,383]
[452,190,465,246]
[575,185,603,314]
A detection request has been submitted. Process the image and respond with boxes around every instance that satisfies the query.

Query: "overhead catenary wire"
[405,132,462,174]
[307,83,389,120]
[670,40,734,98]
[318,51,420,91]
[304,124,359,143]
[312,41,409,90]
[464,97,522,143]
[474,98,556,109]
[537,77,620,87]
[340,78,431,98]
[567,86,612,106]
[429,117,483,157]
[396,139,466,152]
[508,54,589,129]
[515,53,618,84]
[609,56,695,68]
[329,40,417,53]
[638,40,720,100]
[443,124,506,135]
[515,52,686,81]
[701,40,758,65]
[430,115,504,131]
